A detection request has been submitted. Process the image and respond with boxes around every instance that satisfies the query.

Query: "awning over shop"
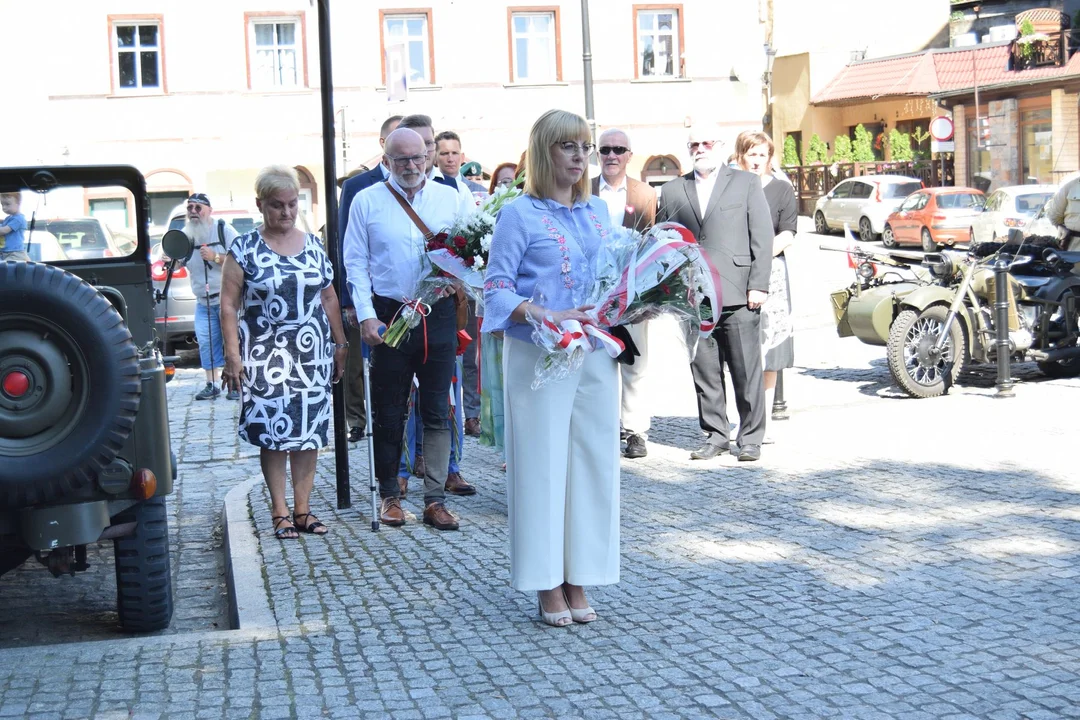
[812,42,1080,107]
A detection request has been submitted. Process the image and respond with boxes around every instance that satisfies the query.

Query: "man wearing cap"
[461,161,485,191]
[180,193,240,401]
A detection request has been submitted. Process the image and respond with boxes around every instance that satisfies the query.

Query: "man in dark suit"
[658,125,774,461]
[592,128,658,459]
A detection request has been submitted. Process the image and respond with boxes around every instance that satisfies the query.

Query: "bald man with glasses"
[342,127,468,531]
[591,128,658,459]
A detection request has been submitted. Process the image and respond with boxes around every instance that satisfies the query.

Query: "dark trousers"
[690,305,766,448]
[370,294,456,504]
[462,300,480,418]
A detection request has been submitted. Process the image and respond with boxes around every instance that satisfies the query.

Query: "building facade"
[7,1,776,230]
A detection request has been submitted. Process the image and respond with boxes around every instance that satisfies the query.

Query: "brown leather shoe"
[464,417,481,436]
[444,471,477,496]
[422,502,459,530]
[379,497,406,526]
[398,476,408,497]
[413,455,427,479]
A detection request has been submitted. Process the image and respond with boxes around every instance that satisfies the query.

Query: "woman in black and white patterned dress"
[220,165,350,540]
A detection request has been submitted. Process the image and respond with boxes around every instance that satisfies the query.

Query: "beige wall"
[7,0,772,226]
[1051,89,1080,180]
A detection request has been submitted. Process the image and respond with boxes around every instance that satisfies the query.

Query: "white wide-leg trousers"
[504,337,621,592]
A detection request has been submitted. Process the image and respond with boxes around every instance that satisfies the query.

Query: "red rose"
[454,235,467,249]
[436,232,449,242]
[464,256,475,267]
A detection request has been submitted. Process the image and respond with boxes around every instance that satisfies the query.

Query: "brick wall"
[1051,88,1079,182]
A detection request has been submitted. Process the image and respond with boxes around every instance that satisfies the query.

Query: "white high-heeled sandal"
[537,593,572,627]
[567,604,597,623]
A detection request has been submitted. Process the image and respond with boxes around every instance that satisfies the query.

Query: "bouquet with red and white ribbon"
[527,221,721,389]
[381,232,485,350]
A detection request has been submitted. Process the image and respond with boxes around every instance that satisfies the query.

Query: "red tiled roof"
[811,42,1080,106]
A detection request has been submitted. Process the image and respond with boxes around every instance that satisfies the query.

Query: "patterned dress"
[230,230,334,451]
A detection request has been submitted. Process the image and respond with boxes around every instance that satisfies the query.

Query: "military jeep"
[0,165,178,632]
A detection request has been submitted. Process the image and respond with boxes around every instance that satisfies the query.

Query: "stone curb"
[221,474,276,630]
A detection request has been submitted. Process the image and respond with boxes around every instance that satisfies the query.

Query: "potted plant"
[1016,19,1049,63]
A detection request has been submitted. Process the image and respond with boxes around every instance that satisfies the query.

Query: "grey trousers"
[690,305,766,448]
[462,300,480,418]
[344,323,366,431]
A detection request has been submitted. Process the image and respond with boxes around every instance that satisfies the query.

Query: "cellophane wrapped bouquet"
[382,185,523,348]
[527,221,721,389]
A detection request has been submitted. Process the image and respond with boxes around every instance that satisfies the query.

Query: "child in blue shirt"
[0,193,29,261]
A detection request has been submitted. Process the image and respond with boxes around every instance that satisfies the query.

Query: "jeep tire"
[0,262,141,507]
[113,497,174,632]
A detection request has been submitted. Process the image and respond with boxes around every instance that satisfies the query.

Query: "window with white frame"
[250,19,300,89]
[114,22,162,91]
[636,8,680,78]
[511,11,557,83]
[384,13,431,85]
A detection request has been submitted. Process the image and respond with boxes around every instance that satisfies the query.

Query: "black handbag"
[609,325,640,366]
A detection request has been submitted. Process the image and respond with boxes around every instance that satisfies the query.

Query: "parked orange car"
[882,187,986,251]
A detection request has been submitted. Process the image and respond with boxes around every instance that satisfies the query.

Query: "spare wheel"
[0,262,141,507]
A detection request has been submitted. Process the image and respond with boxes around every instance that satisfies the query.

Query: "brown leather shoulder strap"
[384,180,435,241]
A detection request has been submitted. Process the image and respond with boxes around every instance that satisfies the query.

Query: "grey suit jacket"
[657,167,773,308]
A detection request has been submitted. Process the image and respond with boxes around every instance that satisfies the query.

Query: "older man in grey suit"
[658,125,773,461]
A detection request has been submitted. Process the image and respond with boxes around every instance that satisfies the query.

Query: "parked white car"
[813,175,924,242]
[970,184,1056,246]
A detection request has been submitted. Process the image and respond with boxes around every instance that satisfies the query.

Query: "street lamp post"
[581,0,597,147]
[762,43,777,135]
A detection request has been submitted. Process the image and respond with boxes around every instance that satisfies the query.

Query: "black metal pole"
[580,0,596,147]
[994,258,1015,398]
[317,0,351,508]
[772,369,789,420]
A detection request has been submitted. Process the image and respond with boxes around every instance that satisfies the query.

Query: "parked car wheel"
[921,228,938,253]
[1037,289,1080,378]
[887,306,966,398]
[882,224,897,248]
[814,211,829,235]
[858,217,878,243]
[113,496,174,632]
[0,263,141,507]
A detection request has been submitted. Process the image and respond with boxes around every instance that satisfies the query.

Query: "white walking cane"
[361,338,380,531]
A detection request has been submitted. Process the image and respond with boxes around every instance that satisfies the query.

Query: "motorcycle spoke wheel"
[887,307,966,398]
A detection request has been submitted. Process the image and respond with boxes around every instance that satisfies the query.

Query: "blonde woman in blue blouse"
[483,109,619,627]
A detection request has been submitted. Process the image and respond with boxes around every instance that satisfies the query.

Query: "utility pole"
[580,0,597,147]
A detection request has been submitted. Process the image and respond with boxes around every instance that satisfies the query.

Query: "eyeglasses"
[495,178,515,187]
[687,140,720,152]
[388,155,427,168]
[554,141,596,157]
[599,146,629,156]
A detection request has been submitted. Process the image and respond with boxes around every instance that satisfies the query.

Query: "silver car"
[152,209,262,353]
[813,175,924,242]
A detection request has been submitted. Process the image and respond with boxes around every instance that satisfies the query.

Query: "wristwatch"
[214,252,221,264]
[333,342,349,349]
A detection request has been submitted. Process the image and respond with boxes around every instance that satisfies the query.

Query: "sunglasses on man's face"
[688,140,720,153]
[599,146,629,157]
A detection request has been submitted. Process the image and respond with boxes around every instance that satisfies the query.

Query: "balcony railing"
[1010,29,1068,70]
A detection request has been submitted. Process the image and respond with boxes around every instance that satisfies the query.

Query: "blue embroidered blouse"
[483,194,612,344]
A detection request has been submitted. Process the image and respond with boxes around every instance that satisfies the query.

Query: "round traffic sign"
[929,116,955,141]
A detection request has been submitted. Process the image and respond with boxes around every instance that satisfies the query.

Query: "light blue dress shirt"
[343,175,464,322]
[483,194,613,344]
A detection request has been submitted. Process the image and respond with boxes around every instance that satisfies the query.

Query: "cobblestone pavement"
[2,233,1080,718]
